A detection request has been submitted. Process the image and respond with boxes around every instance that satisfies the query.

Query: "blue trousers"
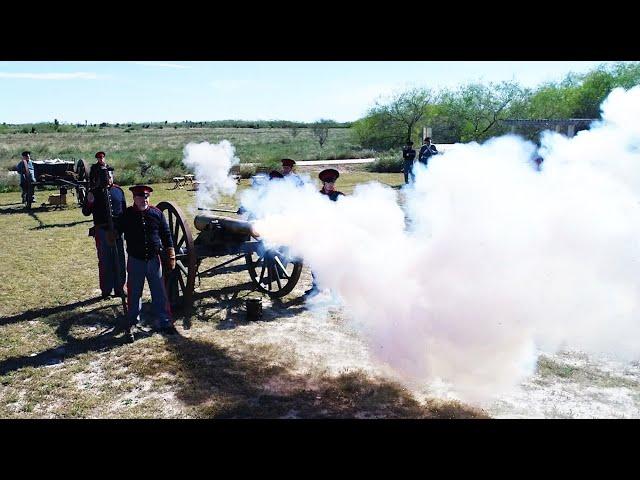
[126,255,172,327]
[403,160,415,184]
[94,227,126,296]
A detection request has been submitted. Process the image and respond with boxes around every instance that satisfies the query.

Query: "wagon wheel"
[75,158,90,182]
[246,244,303,298]
[157,201,196,311]
[75,185,87,206]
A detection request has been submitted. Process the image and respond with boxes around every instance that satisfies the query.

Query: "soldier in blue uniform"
[402,141,417,184]
[418,137,438,167]
[120,185,177,335]
[16,150,36,204]
[305,169,345,297]
[89,151,111,190]
[82,168,127,300]
[281,158,304,186]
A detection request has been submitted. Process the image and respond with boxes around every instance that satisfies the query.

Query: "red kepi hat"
[95,151,106,158]
[129,185,154,196]
[281,158,296,167]
[319,168,339,183]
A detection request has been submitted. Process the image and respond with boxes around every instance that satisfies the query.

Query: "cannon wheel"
[75,158,90,182]
[157,201,196,311]
[245,248,303,298]
[75,159,90,206]
[75,185,87,206]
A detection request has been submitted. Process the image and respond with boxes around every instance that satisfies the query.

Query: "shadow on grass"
[0,206,30,215]
[0,303,131,376]
[0,295,105,327]
[160,334,487,419]
[30,218,92,230]
[180,281,306,330]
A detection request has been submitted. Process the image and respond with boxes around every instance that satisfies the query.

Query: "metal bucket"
[245,298,263,321]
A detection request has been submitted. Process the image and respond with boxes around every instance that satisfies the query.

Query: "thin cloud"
[0,72,98,80]
[131,62,190,69]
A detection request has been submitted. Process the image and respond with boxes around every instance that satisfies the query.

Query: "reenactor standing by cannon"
[82,165,127,301]
[120,185,177,337]
[281,158,304,186]
[318,168,344,201]
[16,150,36,205]
[305,168,344,297]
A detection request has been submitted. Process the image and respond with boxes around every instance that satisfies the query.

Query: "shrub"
[114,169,137,186]
[0,171,20,193]
[366,150,403,173]
[239,163,257,179]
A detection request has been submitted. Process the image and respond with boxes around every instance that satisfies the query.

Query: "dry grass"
[0,172,487,419]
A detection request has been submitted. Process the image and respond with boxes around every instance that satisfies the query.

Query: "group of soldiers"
[402,137,439,184]
[266,159,344,297]
[82,151,177,340]
[17,150,347,338]
[85,154,347,336]
[268,158,345,201]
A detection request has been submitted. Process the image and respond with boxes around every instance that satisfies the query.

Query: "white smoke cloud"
[182,140,239,209]
[235,85,640,404]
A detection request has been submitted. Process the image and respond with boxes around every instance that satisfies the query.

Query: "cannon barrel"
[194,213,258,237]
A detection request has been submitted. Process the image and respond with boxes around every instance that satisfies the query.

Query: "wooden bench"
[172,176,186,189]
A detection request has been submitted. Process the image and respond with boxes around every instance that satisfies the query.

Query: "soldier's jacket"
[89,161,112,190]
[402,147,416,161]
[120,205,174,261]
[82,184,126,229]
[320,189,345,202]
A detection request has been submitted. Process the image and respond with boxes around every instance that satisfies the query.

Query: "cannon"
[157,201,303,310]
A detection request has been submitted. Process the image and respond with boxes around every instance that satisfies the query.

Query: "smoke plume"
[238,86,640,403]
[182,140,239,208]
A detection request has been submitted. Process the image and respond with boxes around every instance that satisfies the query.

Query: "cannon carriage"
[157,201,303,311]
[23,158,91,210]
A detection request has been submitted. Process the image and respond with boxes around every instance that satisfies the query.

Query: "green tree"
[439,81,525,142]
[352,87,434,149]
[311,119,332,148]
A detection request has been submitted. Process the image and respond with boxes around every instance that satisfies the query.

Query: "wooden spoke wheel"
[246,244,303,298]
[75,185,87,206]
[75,158,90,182]
[75,159,90,206]
[157,201,196,311]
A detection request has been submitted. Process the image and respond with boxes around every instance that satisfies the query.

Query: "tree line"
[352,62,640,149]
[0,119,351,135]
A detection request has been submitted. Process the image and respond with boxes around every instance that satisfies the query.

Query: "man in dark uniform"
[418,137,438,167]
[304,168,345,297]
[16,150,36,204]
[120,185,177,335]
[82,168,127,300]
[89,151,111,190]
[318,168,345,201]
[281,158,304,186]
[402,141,416,184]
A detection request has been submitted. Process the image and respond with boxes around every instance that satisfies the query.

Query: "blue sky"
[0,61,621,124]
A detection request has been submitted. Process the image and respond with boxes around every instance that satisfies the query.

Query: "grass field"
[0,127,377,191]
[0,170,489,418]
